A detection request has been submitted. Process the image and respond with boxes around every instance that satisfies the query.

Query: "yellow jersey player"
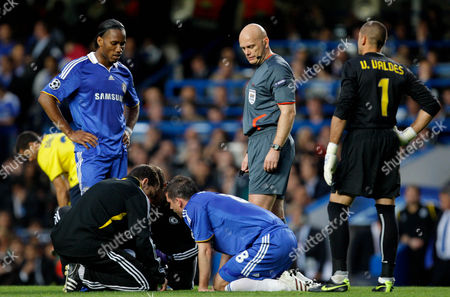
[16,131,80,206]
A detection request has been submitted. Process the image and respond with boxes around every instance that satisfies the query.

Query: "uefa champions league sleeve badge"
[49,78,61,90]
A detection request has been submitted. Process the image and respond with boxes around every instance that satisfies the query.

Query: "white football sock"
[331,270,348,283]
[226,278,290,291]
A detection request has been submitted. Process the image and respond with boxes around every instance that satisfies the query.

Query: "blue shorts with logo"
[75,149,127,195]
[219,226,297,282]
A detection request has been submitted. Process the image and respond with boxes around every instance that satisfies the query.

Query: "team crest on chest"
[169,216,179,224]
[248,89,256,105]
[122,82,127,94]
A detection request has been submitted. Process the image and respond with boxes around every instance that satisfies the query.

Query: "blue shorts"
[69,185,81,206]
[75,150,127,195]
[219,227,297,282]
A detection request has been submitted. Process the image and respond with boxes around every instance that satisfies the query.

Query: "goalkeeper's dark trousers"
[60,248,156,291]
[166,256,197,290]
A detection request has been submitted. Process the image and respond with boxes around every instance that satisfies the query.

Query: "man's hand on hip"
[67,130,98,149]
[323,142,338,186]
[393,126,417,146]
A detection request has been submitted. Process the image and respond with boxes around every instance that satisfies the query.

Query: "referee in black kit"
[310,21,441,293]
[51,165,166,292]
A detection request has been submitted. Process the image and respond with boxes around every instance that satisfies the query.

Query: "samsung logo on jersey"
[95,93,123,102]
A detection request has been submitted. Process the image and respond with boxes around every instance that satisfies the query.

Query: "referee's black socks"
[375,204,398,278]
[327,202,350,274]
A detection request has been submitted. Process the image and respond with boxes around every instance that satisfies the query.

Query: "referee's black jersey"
[150,203,198,261]
[51,176,161,273]
[334,52,441,129]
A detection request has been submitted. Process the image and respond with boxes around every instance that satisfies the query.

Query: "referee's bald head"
[239,23,271,65]
[360,21,387,50]
[239,23,267,41]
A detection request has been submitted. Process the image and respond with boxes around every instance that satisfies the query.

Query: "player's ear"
[27,142,34,152]
[97,36,103,48]
[141,177,148,189]
[24,142,37,160]
[361,35,367,46]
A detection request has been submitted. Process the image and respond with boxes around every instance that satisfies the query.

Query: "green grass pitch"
[0,286,449,297]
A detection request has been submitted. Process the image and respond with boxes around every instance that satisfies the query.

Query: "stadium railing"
[164,78,450,105]
[137,38,450,142]
[133,77,450,143]
[138,39,450,93]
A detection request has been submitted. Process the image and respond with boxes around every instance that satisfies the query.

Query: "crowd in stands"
[0,0,448,286]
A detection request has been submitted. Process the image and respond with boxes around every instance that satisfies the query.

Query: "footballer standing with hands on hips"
[38,19,140,194]
[311,21,441,293]
[239,23,296,222]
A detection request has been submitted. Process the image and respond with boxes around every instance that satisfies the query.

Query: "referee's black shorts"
[332,128,400,199]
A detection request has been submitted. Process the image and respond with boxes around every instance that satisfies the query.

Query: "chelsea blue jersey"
[42,52,140,157]
[183,192,285,255]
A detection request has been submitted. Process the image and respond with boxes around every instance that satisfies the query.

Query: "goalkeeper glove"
[393,126,417,146]
[323,142,338,186]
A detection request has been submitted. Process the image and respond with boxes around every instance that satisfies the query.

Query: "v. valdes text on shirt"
[94,92,123,102]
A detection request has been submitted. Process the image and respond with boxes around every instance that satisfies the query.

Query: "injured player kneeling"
[165,175,322,292]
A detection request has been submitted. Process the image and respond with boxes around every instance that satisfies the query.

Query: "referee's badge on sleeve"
[249,89,256,105]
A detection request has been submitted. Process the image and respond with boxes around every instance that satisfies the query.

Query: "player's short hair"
[148,164,166,190]
[441,182,450,196]
[129,164,160,188]
[15,131,41,154]
[165,175,199,201]
[360,20,387,49]
[406,185,421,195]
[95,19,125,49]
